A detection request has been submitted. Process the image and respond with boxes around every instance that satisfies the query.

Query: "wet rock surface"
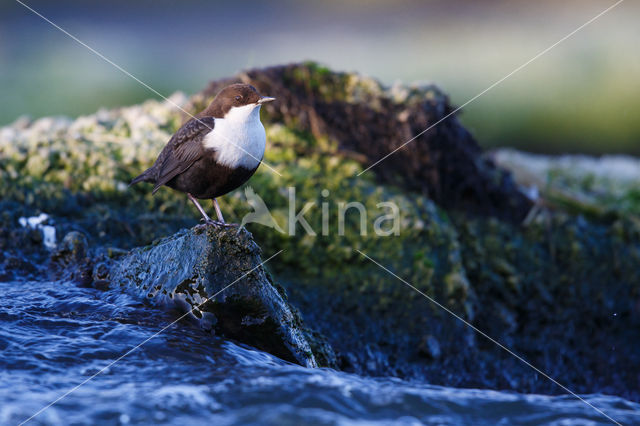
[107,224,327,368]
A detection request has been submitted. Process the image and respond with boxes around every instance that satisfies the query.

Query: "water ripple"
[1,280,639,425]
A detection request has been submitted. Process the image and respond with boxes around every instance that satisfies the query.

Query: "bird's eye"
[235,95,241,101]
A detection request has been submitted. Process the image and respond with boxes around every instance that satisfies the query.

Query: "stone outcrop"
[191,62,533,223]
[107,224,324,368]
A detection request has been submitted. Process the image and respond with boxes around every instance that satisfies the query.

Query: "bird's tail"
[129,167,155,187]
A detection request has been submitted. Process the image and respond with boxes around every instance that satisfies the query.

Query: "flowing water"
[1,280,638,425]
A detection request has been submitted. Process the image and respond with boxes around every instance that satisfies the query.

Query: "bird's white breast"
[202,104,266,170]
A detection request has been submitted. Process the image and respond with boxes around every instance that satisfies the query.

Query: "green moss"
[3,67,640,383]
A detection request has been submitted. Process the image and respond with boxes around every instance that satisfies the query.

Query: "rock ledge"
[109,224,320,368]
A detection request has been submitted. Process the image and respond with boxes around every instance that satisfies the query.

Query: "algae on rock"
[192,62,532,223]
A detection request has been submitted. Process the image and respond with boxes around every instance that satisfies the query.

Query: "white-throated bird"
[130,84,275,224]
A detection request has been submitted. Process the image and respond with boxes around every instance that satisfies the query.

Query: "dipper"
[130,84,275,224]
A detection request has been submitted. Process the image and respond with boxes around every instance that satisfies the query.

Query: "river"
[1,280,638,425]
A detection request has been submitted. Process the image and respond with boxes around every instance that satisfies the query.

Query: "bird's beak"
[257,96,276,104]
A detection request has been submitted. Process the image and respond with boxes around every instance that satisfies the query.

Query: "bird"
[130,84,275,225]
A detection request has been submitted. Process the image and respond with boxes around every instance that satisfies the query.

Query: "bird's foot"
[199,218,237,228]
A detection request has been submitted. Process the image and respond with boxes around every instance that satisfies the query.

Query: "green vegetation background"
[2,0,638,155]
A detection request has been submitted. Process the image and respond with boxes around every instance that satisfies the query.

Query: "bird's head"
[201,84,275,119]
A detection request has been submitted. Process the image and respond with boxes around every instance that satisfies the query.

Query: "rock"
[108,224,324,368]
[50,231,93,286]
[491,149,640,221]
[192,62,533,223]
[92,261,110,290]
[52,231,88,265]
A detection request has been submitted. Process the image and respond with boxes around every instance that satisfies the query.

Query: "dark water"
[1,280,638,426]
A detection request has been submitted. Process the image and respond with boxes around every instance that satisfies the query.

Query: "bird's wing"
[152,117,216,194]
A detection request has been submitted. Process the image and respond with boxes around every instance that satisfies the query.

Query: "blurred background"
[1,0,638,154]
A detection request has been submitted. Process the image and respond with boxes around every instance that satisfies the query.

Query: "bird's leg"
[187,193,213,223]
[213,198,225,223]
[212,198,235,227]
